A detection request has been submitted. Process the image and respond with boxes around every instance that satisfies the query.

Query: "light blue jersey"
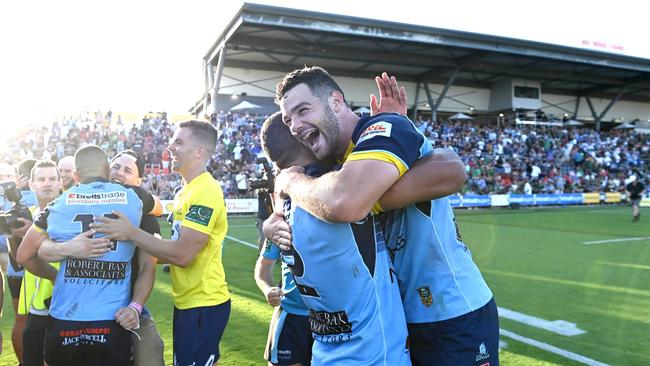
[34,178,143,321]
[349,113,493,323]
[386,200,493,322]
[262,241,308,316]
[285,200,410,366]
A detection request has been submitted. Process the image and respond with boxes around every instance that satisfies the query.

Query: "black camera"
[249,157,274,192]
[249,157,275,219]
[0,181,33,235]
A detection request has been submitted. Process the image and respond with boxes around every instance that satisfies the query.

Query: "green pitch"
[1,205,647,365]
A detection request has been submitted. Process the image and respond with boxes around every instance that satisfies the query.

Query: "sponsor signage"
[604,192,622,203]
[583,192,600,204]
[162,199,258,214]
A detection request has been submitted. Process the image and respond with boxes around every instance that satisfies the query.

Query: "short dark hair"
[275,66,347,106]
[75,145,108,179]
[112,149,145,177]
[261,112,311,169]
[179,120,218,154]
[17,159,37,179]
[30,160,59,181]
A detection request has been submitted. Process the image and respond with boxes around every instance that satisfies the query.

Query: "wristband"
[128,301,143,315]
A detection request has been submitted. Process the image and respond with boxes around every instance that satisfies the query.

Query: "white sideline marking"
[500,329,609,366]
[498,307,586,336]
[498,340,508,350]
[582,236,650,245]
[225,235,258,249]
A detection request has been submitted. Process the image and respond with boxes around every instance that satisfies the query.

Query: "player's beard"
[313,105,341,161]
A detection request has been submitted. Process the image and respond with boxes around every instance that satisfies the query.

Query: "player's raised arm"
[370,72,408,116]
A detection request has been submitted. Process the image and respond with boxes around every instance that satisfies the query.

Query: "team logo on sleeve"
[186,205,213,226]
[417,286,433,307]
[357,121,392,144]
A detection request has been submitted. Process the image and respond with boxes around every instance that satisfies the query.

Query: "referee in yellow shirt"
[94,120,230,366]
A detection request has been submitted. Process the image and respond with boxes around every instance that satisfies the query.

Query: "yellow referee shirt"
[170,172,229,309]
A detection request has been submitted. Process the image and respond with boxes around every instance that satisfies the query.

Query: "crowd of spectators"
[1,110,647,200]
[413,116,649,195]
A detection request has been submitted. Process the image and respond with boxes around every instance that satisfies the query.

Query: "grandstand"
[193,3,650,132]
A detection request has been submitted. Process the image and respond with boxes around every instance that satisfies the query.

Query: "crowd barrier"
[160,194,649,215]
[161,199,258,215]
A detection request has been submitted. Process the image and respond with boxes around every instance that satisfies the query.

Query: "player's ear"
[73,170,80,182]
[195,145,204,159]
[330,91,345,113]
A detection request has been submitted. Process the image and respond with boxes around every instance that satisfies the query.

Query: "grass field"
[1,205,648,365]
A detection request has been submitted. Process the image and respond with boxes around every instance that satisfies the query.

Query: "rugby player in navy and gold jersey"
[272,67,499,366]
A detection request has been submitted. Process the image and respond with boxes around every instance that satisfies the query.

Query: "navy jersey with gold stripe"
[345,112,430,176]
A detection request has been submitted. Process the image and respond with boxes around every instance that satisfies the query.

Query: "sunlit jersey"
[34,178,144,321]
[348,113,493,323]
[169,172,229,309]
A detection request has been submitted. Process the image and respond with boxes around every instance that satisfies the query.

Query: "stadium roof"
[196,3,650,116]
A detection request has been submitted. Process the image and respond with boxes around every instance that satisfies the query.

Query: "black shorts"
[408,298,500,366]
[265,307,312,365]
[8,275,22,299]
[23,314,51,366]
[44,318,132,366]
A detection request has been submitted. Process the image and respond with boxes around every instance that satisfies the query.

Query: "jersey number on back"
[73,213,118,251]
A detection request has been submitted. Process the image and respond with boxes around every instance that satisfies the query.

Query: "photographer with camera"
[1,158,38,364]
[12,160,61,366]
[251,157,274,251]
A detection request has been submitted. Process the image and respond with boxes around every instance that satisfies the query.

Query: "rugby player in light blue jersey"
[262,93,466,364]
[17,145,154,366]
[273,67,498,366]
[260,112,409,366]
[255,236,312,366]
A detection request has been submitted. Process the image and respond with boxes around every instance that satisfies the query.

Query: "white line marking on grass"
[498,339,508,350]
[225,235,258,249]
[582,236,650,245]
[500,329,609,366]
[498,307,586,336]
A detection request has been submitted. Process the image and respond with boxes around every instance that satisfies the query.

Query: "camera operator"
[1,158,38,364]
[0,162,16,273]
[13,160,61,366]
[250,158,274,251]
